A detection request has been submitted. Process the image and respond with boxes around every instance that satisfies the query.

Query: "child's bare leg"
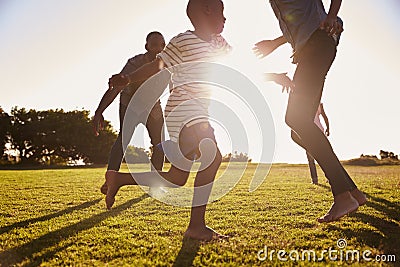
[184,150,226,241]
[105,171,136,210]
[105,166,190,210]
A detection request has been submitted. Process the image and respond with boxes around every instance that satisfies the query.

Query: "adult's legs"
[146,102,164,171]
[306,152,318,184]
[286,30,355,196]
[107,103,128,171]
[285,30,364,221]
[292,130,356,189]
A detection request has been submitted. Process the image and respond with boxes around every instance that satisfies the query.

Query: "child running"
[106,0,231,241]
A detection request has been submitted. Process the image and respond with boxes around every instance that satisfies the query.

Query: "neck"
[193,28,213,41]
[145,52,157,61]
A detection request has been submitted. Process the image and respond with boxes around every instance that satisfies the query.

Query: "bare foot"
[318,191,359,223]
[350,188,367,206]
[105,171,121,210]
[184,226,229,242]
[100,182,107,195]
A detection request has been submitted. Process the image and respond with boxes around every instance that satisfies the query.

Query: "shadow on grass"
[327,193,400,257]
[364,193,400,222]
[173,237,200,267]
[0,164,107,171]
[316,183,330,190]
[0,194,148,267]
[0,198,102,235]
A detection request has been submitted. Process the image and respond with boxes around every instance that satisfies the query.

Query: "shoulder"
[168,31,206,49]
[120,53,146,74]
[170,31,197,43]
[164,31,205,57]
[127,54,146,66]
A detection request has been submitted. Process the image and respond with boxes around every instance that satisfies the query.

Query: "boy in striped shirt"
[106,0,230,241]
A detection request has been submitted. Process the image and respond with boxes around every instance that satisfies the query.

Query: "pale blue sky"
[1,0,399,163]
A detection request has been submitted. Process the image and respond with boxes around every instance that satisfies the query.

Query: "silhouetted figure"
[93,32,166,194]
[254,0,367,222]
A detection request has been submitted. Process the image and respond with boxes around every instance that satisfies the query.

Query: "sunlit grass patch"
[0,164,399,266]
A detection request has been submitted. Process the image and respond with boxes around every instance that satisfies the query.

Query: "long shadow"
[326,192,400,257]
[364,193,400,222]
[0,198,102,235]
[327,213,399,257]
[316,183,330,190]
[0,164,107,171]
[172,237,201,267]
[0,194,148,267]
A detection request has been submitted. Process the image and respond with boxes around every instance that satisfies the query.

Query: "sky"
[1,0,399,163]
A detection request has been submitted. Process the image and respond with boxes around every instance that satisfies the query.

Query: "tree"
[380,150,389,160]
[7,107,117,165]
[0,107,12,163]
[124,145,150,164]
[222,151,252,162]
[380,150,399,161]
[388,152,398,160]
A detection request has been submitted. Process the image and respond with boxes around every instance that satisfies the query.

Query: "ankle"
[334,191,360,206]
[334,191,352,201]
[187,222,207,231]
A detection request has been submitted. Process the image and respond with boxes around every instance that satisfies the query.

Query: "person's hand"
[109,74,129,89]
[325,127,330,137]
[93,112,105,136]
[266,73,295,93]
[253,39,280,59]
[320,16,343,36]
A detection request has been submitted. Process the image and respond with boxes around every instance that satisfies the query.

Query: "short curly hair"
[187,0,222,27]
[146,31,163,43]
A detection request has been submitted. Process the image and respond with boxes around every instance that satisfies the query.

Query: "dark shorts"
[179,122,217,160]
[158,122,217,162]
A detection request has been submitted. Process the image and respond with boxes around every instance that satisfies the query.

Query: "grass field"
[0,163,399,266]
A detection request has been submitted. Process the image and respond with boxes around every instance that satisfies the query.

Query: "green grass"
[0,163,399,266]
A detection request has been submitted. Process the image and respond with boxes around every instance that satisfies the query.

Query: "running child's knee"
[174,178,188,187]
[168,168,190,187]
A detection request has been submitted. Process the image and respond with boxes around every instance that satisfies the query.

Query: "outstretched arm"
[265,72,295,93]
[320,103,330,136]
[320,0,343,36]
[109,58,164,88]
[253,36,287,59]
[93,86,124,136]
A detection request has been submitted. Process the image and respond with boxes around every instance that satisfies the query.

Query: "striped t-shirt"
[158,31,231,141]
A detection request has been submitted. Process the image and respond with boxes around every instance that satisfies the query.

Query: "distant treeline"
[344,150,400,166]
[0,107,149,166]
[222,151,252,163]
